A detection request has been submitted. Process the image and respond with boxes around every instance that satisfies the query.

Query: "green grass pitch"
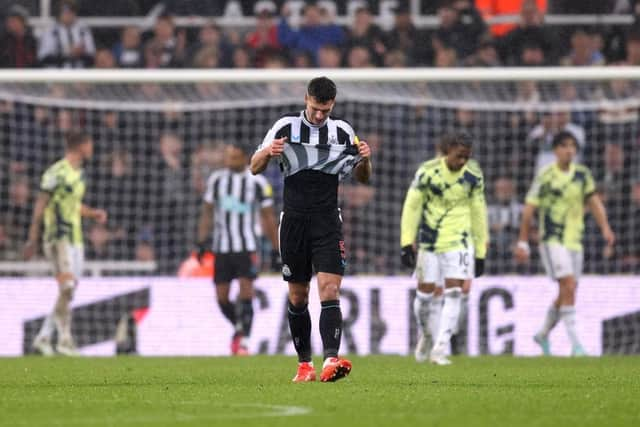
[1,356,638,427]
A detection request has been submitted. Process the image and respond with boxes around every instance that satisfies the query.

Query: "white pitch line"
[9,402,312,425]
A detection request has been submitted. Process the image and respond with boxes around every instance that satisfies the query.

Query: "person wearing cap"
[0,4,37,68]
[37,0,95,68]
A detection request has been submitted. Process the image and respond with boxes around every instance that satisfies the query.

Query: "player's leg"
[451,279,472,355]
[233,252,259,355]
[288,281,314,382]
[32,242,61,355]
[54,243,82,356]
[280,211,315,382]
[413,249,440,362]
[430,249,472,365]
[557,249,585,355]
[534,243,567,355]
[213,253,242,354]
[313,210,351,382]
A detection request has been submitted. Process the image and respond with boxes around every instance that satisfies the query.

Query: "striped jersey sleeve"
[254,174,274,208]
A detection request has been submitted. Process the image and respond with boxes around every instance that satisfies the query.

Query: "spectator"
[38,0,95,68]
[623,30,640,65]
[192,46,220,68]
[487,176,522,273]
[188,22,233,68]
[477,0,547,37]
[560,28,605,66]
[346,45,375,68]
[524,110,586,177]
[94,48,116,68]
[433,43,459,67]
[86,223,126,260]
[144,14,186,68]
[113,26,143,68]
[0,4,37,68]
[518,40,548,66]
[384,49,409,68]
[433,1,487,61]
[498,0,555,66]
[385,4,432,65]
[345,6,386,66]
[245,3,280,67]
[231,46,252,68]
[466,37,501,66]
[277,2,345,65]
[317,44,342,68]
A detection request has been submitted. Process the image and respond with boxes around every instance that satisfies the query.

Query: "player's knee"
[59,280,75,301]
[288,293,308,307]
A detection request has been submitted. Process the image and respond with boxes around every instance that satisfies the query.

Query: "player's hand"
[23,240,37,260]
[196,241,209,265]
[94,209,108,224]
[474,258,485,277]
[357,141,371,158]
[269,137,286,157]
[270,249,281,272]
[514,240,530,263]
[400,245,416,269]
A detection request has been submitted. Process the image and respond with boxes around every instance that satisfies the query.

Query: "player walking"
[251,77,371,382]
[196,144,279,355]
[515,131,615,356]
[24,131,107,356]
[401,132,488,365]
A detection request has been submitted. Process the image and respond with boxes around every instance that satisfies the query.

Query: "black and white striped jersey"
[258,110,359,213]
[203,168,274,254]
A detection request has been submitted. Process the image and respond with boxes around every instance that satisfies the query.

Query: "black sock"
[218,300,237,328]
[320,300,342,360]
[237,298,253,337]
[287,300,312,363]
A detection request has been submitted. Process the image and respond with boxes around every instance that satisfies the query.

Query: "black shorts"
[213,252,258,284]
[279,209,346,283]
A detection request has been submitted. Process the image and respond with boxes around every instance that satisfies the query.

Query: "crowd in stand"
[3,0,640,70]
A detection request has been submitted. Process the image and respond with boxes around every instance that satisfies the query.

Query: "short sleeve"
[525,172,543,206]
[583,168,596,199]
[40,168,58,193]
[203,172,218,204]
[255,175,274,208]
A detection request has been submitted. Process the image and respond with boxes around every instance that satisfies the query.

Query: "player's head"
[224,144,250,171]
[305,76,336,125]
[65,130,93,159]
[441,132,473,171]
[552,130,578,165]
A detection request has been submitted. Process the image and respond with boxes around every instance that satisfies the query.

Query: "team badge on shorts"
[282,264,292,277]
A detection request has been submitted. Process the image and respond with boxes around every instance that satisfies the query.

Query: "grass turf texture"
[1,356,638,427]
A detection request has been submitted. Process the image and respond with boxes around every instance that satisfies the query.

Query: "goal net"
[1,68,638,276]
[1,68,638,356]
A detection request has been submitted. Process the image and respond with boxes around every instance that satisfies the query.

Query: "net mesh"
[1,78,639,276]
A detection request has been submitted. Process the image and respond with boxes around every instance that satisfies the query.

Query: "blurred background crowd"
[1,0,640,276]
[3,0,640,69]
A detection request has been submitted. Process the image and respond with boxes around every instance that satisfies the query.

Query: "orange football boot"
[292,362,316,383]
[320,357,352,382]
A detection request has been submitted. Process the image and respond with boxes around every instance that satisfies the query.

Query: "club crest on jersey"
[329,135,338,145]
[282,264,292,277]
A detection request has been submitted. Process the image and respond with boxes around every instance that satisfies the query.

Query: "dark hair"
[65,130,91,150]
[307,77,337,103]
[440,131,473,154]
[552,130,579,149]
[228,143,251,157]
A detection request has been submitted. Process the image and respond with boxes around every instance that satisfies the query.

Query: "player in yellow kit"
[515,131,615,356]
[400,132,488,365]
[24,131,107,356]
